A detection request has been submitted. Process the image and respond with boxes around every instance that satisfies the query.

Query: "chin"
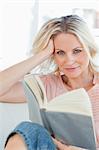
[64,72,81,78]
[63,68,81,78]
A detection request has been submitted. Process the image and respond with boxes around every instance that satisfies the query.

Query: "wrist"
[39,49,52,60]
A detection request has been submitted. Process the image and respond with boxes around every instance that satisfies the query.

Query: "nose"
[63,54,75,65]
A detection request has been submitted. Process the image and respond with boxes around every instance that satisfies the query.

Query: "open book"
[23,74,96,150]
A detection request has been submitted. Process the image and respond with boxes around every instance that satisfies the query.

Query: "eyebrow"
[55,47,83,51]
[73,47,83,50]
[55,49,64,51]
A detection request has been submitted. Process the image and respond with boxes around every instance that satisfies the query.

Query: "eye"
[56,50,65,56]
[73,49,82,54]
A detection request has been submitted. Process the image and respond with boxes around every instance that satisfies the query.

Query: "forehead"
[54,33,83,49]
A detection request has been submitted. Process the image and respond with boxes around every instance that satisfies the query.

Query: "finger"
[52,138,70,150]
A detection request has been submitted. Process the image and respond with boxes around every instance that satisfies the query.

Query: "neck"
[62,71,94,91]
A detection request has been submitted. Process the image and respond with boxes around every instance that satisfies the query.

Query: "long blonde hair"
[32,15,99,73]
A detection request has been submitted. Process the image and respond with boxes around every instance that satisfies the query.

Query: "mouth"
[64,66,80,72]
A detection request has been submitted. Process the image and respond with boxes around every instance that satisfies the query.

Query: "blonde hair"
[32,15,99,73]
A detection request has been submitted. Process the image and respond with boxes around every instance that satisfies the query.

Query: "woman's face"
[54,33,90,78]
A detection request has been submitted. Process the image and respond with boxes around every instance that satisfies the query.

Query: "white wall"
[0,0,39,70]
[0,103,29,149]
[0,0,39,149]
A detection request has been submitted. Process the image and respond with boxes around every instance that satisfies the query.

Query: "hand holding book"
[52,137,88,150]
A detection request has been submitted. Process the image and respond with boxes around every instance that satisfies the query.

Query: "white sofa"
[0,102,29,150]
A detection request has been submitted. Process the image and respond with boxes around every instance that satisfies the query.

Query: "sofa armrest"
[0,102,29,150]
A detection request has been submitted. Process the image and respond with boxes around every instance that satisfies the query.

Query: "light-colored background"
[0,0,99,149]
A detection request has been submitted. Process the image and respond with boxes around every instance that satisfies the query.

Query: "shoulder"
[39,73,62,101]
[88,84,99,101]
[39,73,59,84]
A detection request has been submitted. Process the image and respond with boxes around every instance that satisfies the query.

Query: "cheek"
[54,56,64,67]
[79,54,89,65]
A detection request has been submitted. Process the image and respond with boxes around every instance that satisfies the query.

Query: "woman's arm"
[0,81,27,103]
[0,40,54,102]
[0,51,50,96]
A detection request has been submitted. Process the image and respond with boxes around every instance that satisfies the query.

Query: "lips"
[64,66,80,71]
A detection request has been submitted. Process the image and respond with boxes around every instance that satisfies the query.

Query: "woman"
[0,15,99,150]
